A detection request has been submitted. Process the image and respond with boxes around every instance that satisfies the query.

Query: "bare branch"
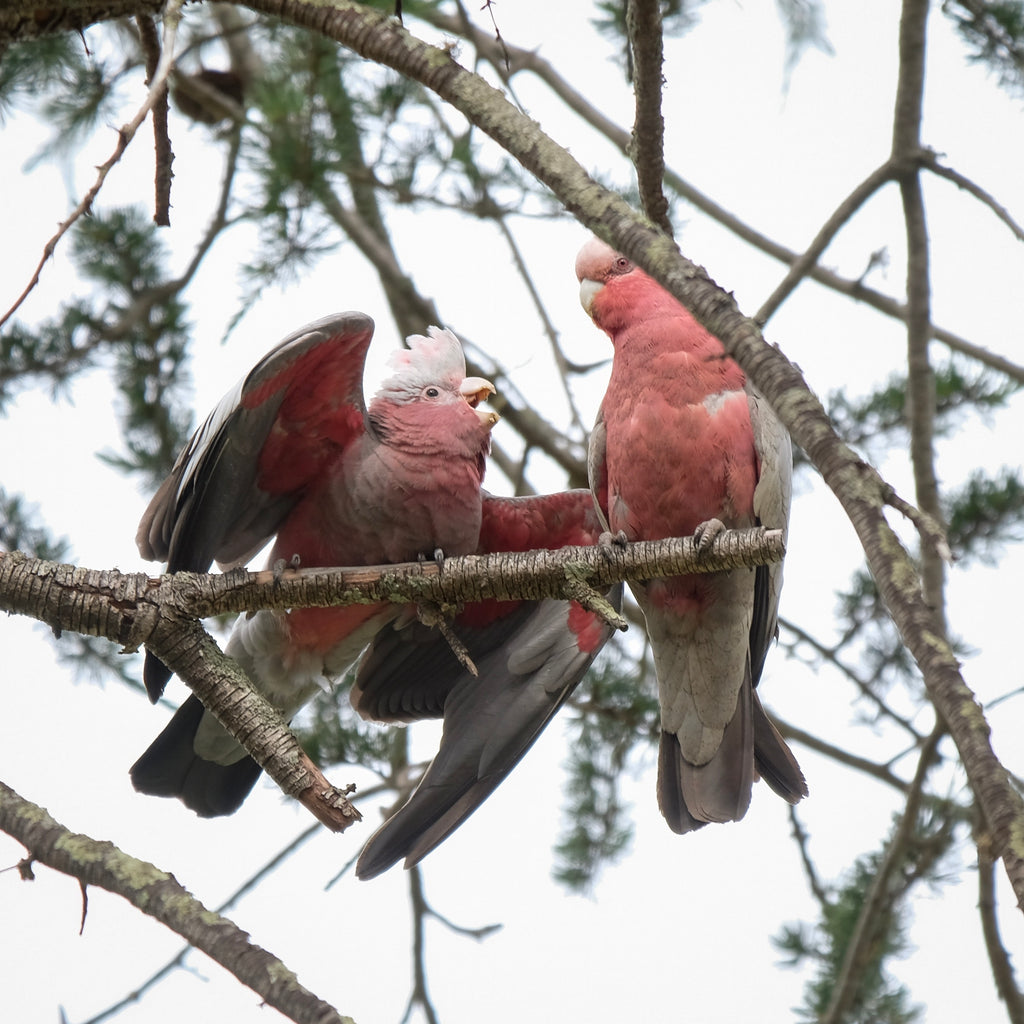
[922,150,1024,244]
[626,0,671,234]
[893,0,946,626]
[0,782,353,1024]
[820,723,944,1024]
[773,716,913,794]
[135,13,173,225]
[0,528,784,631]
[779,616,924,741]
[788,805,830,910]
[978,836,1024,1024]
[757,160,897,323]
[0,0,184,330]
[80,822,323,1024]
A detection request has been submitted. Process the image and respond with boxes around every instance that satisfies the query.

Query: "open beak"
[460,376,499,428]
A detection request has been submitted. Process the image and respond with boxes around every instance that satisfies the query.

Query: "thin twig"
[135,13,174,226]
[923,150,1024,244]
[977,836,1024,1024]
[819,722,944,1024]
[626,0,672,234]
[884,484,953,564]
[779,616,924,741]
[0,0,185,330]
[757,160,897,323]
[787,805,830,910]
[495,216,588,435]
[403,865,441,1024]
[79,821,323,1024]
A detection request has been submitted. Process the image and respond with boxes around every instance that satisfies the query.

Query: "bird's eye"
[423,386,440,399]
[614,256,632,273]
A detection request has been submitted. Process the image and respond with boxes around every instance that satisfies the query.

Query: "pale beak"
[460,376,499,428]
[579,278,601,315]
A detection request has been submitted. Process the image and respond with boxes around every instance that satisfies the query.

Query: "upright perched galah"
[576,237,806,833]
[131,311,618,876]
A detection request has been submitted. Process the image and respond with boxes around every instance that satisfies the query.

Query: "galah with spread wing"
[576,237,806,833]
[131,311,619,877]
[131,312,499,815]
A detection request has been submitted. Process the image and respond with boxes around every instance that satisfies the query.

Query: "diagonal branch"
[819,723,944,1024]
[756,160,899,324]
[0,782,353,1024]
[79,821,323,1024]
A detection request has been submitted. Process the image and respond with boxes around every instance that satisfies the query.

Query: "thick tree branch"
[0,529,782,823]
[0,527,783,629]
[0,782,353,1024]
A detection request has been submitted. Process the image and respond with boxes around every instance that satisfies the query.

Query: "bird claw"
[598,530,629,561]
[693,518,726,554]
[271,554,301,579]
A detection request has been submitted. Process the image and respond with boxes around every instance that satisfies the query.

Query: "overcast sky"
[2,3,1023,1023]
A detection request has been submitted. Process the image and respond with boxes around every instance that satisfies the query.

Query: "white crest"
[378,326,466,395]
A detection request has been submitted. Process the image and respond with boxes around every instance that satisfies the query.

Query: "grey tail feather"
[657,676,756,832]
[752,692,808,803]
[656,733,708,834]
[130,695,263,817]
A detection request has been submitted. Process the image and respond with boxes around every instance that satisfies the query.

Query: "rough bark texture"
[0,528,783,823]
[0,781,353,1024]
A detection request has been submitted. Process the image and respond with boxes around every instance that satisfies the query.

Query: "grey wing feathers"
[746,384,806,803]
[136,312,374,701]
[354,591,621,879]
[137,311,374,572]
[747,384,792,684]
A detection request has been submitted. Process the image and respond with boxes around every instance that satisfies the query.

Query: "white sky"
[2,3,1023,1023]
